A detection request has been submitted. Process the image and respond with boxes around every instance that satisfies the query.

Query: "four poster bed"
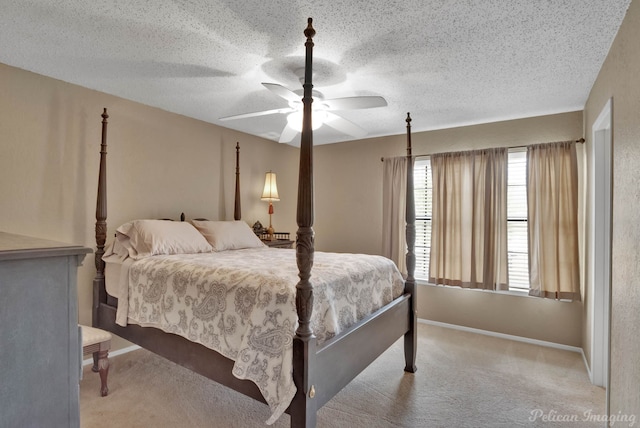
[92,18,417,427]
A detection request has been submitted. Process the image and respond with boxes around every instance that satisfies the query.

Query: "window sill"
[415,280,576,302]
[416,279,530,298]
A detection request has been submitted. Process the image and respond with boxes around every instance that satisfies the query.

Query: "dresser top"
[0,232,91,261]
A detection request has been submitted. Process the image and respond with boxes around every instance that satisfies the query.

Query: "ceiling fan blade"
[279,124,298,144]
[324,112,368,139]
[262,83,301,103]
[322,96,387,111]
[219,107,294,121]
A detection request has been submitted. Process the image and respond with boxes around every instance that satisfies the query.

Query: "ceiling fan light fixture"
[286,110,326,132]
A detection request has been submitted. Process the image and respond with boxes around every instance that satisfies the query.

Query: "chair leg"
[93,350,110,397]
[92,351,99,373]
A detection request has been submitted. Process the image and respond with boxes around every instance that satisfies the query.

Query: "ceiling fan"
[219,82,387,143]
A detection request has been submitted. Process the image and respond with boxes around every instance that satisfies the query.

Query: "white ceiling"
[0,1,631,145]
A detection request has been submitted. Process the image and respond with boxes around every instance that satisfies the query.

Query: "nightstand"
[260,231,293,249]
[262,239,294,249]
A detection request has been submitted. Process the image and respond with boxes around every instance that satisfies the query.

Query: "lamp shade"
[261,171,280,201]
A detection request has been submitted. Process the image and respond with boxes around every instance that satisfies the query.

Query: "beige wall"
[0,63,299,350]
[584,0,640,417]
[315,111,585,347]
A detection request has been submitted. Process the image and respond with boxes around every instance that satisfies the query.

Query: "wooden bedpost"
[234,142,241,221]
[291,17,318,428]
[93,108,109,328]
[404,112,417,373]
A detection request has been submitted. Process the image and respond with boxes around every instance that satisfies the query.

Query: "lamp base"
[267,209,276,240]
[266,225,275,241]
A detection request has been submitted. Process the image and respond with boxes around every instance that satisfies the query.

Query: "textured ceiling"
[0,1,631,145]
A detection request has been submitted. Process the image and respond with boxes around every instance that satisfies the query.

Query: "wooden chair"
[80,325,111,396]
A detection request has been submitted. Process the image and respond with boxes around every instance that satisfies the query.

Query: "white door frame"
[590,98,612,403]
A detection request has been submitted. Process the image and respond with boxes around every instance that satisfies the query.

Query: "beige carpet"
[80,323,604,427]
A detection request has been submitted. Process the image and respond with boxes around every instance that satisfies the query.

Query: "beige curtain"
[429,148,508,290]
[382,156,408,275]
[527,141,581,300]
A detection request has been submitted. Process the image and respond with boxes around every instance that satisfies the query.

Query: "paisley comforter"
[117,247,404,424]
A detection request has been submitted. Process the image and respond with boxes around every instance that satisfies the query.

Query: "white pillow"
[191,220,265,251]
[115,219,213,259]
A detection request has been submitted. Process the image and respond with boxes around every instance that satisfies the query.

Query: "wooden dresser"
[0,232,91,428]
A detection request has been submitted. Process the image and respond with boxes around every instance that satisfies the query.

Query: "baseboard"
[418,318,583,354]
[581,348,593,382]
[82,345,141,367]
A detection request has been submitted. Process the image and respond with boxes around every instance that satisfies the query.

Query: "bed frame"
[92,18,416,427]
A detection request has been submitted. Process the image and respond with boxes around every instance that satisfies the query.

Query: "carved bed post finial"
[295,17,316,340]
[93,108,109,327]
[304,17,316,39]
[235,142,241,221]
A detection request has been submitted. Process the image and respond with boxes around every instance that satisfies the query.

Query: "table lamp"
[260,171,280,240]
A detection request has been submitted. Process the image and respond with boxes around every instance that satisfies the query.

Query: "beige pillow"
[116,219,213,259]
[191,220,265,251]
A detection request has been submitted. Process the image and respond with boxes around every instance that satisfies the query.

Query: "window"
[414,158,432,282]
[413,151,530,291]
[506,149,529,291]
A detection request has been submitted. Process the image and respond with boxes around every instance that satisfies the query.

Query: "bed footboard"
[314,294,411,408]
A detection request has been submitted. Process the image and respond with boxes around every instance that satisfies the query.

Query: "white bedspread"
[105,247,404,424]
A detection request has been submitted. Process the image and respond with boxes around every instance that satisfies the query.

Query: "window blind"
[414,158,432,281]
[507,150,529,291]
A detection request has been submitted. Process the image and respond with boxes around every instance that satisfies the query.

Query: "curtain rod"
[380,138,585,161]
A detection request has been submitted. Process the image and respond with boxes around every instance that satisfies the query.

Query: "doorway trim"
[590,98,612,409]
